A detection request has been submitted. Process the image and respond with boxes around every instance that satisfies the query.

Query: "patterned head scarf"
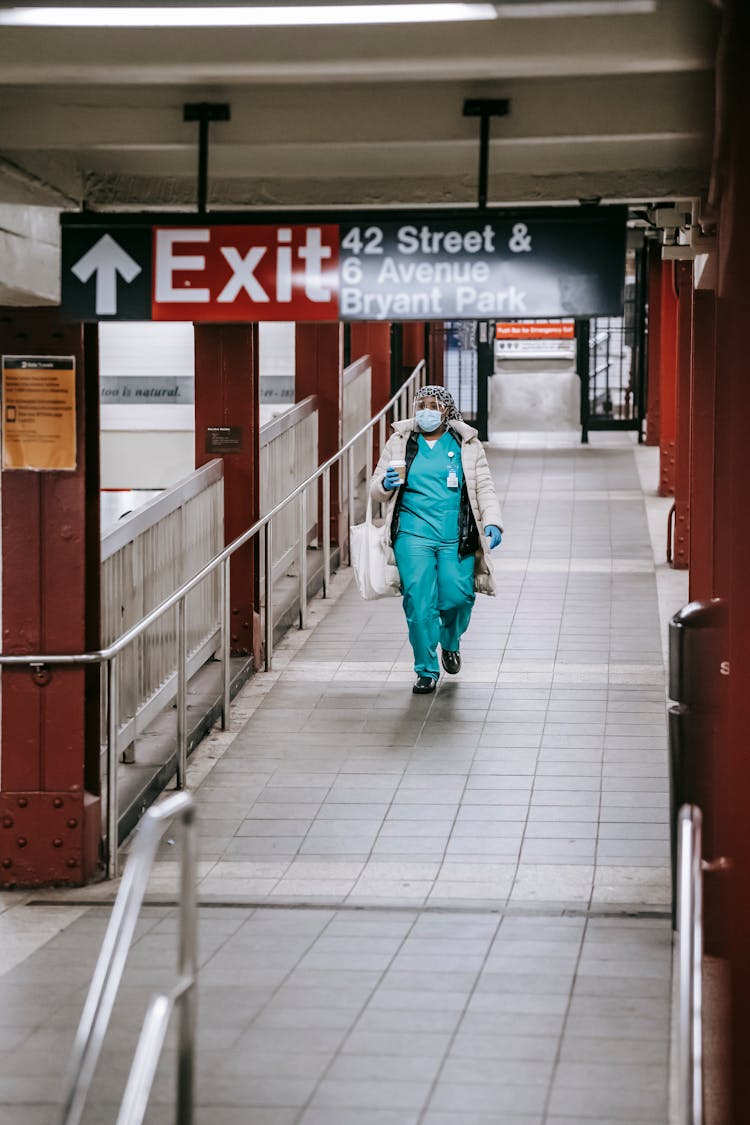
[414,385,462,421]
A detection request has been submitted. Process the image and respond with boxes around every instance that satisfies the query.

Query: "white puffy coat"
[370,419,504,596]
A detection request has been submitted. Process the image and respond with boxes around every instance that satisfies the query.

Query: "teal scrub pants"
[393,532,476,680]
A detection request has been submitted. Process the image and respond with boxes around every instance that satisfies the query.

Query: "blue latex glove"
[484,524,503,549]
[382,466,402,491]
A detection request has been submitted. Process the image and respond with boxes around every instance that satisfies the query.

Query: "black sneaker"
[441,650,461,675]
[412,676,437,694]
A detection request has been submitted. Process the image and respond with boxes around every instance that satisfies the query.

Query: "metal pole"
[678,805,704,1125]
[322,467,331,597]
[221,558,231,731]
[366,424,373,486]
[678,811,694,1125]
[462,98,509,209]
[476,320,492,442]
[176,598,187,790]
[298,490,308,630]
[478,112,489,209]
[176,805,198,1125]
[106,656,119,880]
[379,414,386,454]
[576,319,591,444]
[692,825,704,1125]
[197,117,208,215]
[264,521,273,671]
[347,445,355,558]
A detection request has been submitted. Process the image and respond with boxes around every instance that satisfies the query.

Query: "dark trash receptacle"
[667,598,727,931]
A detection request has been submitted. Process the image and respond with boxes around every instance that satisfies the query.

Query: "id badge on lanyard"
[446,449,459,489]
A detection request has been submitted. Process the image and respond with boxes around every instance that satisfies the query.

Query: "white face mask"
[415,408,443,433]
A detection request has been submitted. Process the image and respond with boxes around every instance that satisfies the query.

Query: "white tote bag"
[350,497,401,601]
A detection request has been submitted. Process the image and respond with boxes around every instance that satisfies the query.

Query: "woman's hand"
[484,525,502,549]
[382,467,402,491]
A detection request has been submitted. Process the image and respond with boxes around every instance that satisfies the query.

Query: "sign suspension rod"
[183,102,231,214]
[462,98,511,210]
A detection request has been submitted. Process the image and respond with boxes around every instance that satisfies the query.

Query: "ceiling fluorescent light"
[0,4,498,28]
[495,1,655,13]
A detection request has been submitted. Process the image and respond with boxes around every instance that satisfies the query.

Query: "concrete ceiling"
[0,0,718,213]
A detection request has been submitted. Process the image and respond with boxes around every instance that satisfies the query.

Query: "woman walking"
[370,386,503,694]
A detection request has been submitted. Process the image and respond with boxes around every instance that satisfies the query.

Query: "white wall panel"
[101,431,195,490]
[99,321,195,377]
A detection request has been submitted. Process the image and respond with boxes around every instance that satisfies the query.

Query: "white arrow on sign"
[71,233,142,316]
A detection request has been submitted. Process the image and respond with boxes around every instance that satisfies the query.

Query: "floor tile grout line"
[338,672,440,898]
[414,909,505,1125]
[508,443,569,904]
[26,899,673,919]
[215,904,353,1104]
[289,909,425,1125]
[431,578,514,891]
[539,913,590,1125]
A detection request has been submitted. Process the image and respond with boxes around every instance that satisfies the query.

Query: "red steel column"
[645,241,662,446]
[688,290,717,600]
[0,309,102,887]
[401,321,425,376]
[717,5,750,1116]
[295,323,344,544]
[194,324,260,663]
[658,262,679,497]
[672,260,694,569]
[349,322,391,414]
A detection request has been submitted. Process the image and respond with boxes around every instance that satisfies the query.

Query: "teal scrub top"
[398,431,464,543]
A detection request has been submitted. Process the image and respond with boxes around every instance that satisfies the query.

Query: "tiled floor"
[0,433,674,1125]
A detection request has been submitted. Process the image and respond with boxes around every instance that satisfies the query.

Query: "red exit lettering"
[151,224,340,321]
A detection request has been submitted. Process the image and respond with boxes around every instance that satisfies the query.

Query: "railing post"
[347,445,356,558]
[264,521,273,671]
[379,414,386,455]
[176,803,197,1125]
[298,489,308,630]
[322,466,331,597]
[678,804,704,1125]
[221,558,231,731]
[176,598,187,790]
[366,425,373,488]
[106,656,119,880]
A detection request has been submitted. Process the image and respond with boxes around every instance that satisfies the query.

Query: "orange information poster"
[2,355,77,471]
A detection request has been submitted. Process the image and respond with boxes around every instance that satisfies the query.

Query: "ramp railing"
[341,356,373,508]
[57,791,197,1125]
[0,360,426,878]
[260,394,319,583]
[101,459,224,762]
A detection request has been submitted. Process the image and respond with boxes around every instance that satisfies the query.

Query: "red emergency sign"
[496,320,575,339]
[151,224,340,321]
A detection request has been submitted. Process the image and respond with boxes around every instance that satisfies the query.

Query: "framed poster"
[2,355,77,471]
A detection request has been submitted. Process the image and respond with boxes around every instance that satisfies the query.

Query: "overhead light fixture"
[0,4,498,27]
[495,2,655,13]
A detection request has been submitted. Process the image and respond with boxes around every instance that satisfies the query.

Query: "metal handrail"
[100,458,224,561]
[58,791,197,1125]
[677,803,703,1125]
[0,360,426,875]
[259,393,318,447]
